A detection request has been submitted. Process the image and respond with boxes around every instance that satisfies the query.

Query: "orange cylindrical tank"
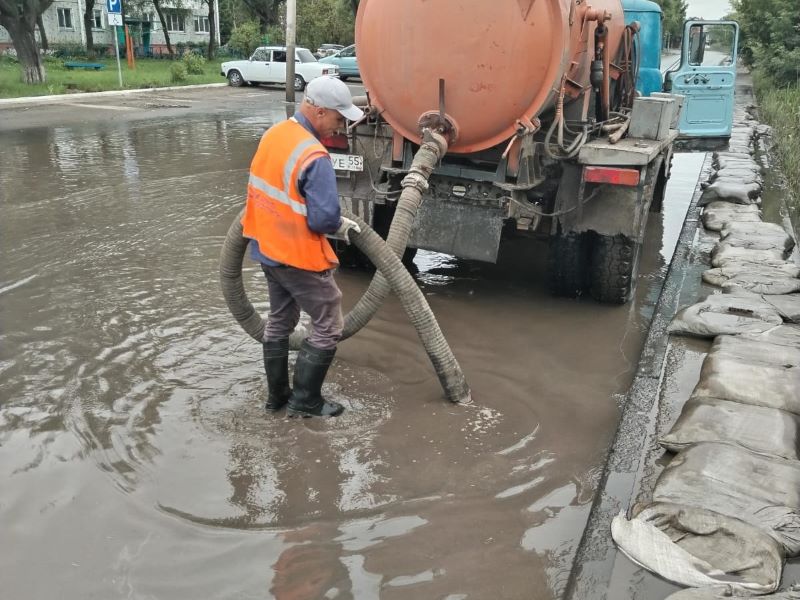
[356,0,625,154]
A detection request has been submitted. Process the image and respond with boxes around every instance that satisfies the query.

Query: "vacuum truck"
[328,0,679,304]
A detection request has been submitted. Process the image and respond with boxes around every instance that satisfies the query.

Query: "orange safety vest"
[241,118,339,272]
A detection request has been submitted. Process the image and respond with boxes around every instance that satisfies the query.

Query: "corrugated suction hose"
[219,208,471,404]
[341,129,448,339]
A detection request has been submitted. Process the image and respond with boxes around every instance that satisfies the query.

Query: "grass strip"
[0,57,225,98]
[755,74,800,234]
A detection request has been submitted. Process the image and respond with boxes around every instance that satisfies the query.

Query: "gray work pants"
[261,264,343,350]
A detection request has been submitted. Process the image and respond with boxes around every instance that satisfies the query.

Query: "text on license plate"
[330,153,364,172]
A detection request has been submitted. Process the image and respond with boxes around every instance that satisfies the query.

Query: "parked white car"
[221,46,339,91]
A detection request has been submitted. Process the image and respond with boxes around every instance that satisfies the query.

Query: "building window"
[193,15,209,34]
[92,9,103,29]
[57,7,73,29]
[166,12,185,32]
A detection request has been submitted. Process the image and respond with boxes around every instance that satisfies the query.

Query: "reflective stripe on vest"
[241,119,339,272]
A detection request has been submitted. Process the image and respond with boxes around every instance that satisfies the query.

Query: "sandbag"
[700,181,761,205]
[704,263,800,284]
[612,502,782,594]
[713,151,754,162]
[721,221,791,239]
[660,395,800,460]
[693,335,800,412]
[653,441,800,555]
[667,584,800,599]
[703,266,800,295]
[667,293,783,337]
[711,245,788,268]
[762,295,800,323]
[740,324,800,348]
[720,224,795,256]
[708,169,762,185]
[701,202,761,232]
[713,157,760,172]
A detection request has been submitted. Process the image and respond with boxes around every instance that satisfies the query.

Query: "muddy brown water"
[0,100,703,599]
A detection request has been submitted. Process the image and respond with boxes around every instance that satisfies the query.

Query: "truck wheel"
[293,75,306,91]
[589,234,641,304]
[547,231,590,297]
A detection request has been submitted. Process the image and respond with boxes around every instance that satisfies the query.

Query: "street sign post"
[107,0,123,87]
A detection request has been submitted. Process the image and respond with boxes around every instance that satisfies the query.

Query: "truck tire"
[589,233,641,304]
[547,231,590,297]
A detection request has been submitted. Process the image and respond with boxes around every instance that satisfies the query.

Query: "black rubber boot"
[263,338,291,412]
[286,341,344,418]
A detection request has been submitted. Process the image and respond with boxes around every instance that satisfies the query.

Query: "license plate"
[330,153,363,172]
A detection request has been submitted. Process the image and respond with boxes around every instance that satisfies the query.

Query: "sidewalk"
[0,82,227,107]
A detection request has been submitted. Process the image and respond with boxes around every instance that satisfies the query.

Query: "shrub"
[228,21,262,58]
[182,51,205,74]
[51,43,88,58]
[170,61,188,82]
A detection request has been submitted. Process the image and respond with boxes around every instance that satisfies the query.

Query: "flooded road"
[0,89,702,599]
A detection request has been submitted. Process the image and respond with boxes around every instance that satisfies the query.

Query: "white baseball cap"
[304,75,364,122]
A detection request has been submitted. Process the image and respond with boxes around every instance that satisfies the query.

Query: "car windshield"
[297,49,317,63]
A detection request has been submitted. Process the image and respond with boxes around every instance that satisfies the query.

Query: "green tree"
[653,0,688,48]
[0,0,55,83]
[731,0,800,85]
[228,20,262,57]
[296,0,354,49]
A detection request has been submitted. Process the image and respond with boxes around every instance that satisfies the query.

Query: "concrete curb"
[0,82,228,107]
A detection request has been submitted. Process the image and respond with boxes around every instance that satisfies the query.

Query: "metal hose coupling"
[401,171,430,193]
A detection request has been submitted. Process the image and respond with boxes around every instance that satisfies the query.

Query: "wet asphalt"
[0,81,713,599]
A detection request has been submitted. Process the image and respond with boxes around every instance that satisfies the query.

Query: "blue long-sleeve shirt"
[250,112,341,266]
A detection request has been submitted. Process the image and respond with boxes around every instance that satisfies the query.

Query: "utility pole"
[285,0,296,103]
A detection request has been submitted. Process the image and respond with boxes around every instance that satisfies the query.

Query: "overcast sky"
[685,0,733,20]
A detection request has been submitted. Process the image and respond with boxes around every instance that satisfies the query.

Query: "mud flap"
[408,196,505,263]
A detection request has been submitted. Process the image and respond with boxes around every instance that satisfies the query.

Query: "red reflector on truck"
[321,133,349,150]
[583,166,640,186]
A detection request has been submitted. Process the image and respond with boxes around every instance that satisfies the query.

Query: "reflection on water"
[0,104,703,598]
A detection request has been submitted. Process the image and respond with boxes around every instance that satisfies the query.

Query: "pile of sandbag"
[696,126,799,298]
[614,114,800,597]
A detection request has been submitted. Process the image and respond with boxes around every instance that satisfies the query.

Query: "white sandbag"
[713,157,760,172]
[653,442,800,555]
[708,169,763,185]
[721,221,791,239]
[660,395,800,460]
[740,324,800,348]
[703,267,800,295]
[723,277,800,296]
[693,335,800,412]
[667,584,800,599]
[711,244,788,268]
[713,151,754,162]
[667,293,783,338]
[720,225,795,256]
[613,502,782,594]
[700,181,761,205]
[704,264,800,285]
[720,233,794,255]
[762,295,800,323]
[701,202,761,232]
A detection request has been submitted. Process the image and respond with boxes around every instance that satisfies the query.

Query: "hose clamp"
[401,171,430,192]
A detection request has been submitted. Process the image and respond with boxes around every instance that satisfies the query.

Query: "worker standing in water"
[241,75,364,418]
